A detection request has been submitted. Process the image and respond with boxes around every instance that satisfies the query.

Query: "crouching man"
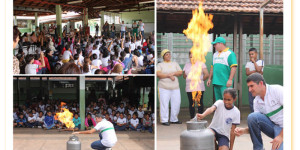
[73,113,117,150]
[234,73,283,150]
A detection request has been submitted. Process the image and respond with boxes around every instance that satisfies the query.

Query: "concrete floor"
[157,107,273,150]
[13,128,154,150]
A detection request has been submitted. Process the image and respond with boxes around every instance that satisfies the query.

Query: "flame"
[55,102,75,129]
[183,2,213,107]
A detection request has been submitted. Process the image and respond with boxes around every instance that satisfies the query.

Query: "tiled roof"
[157,0,283,13]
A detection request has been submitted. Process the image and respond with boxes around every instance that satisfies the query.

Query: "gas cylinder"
[180,120,215,150]
[67,135,81,150]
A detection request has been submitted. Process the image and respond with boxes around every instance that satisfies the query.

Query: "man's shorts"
[211,128,229,148]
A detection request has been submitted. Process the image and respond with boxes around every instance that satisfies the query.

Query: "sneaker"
[38,126,42,129]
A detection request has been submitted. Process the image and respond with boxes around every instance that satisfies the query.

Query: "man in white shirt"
[234,73,283,150]
[73,114,117,150]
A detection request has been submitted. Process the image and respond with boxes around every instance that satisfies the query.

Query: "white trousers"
[159,88,181,123]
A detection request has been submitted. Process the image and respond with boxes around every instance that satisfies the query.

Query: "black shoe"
[170,121,182,124]
[162,122,170,126]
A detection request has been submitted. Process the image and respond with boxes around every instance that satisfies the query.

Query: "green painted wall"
[157,52,283,107]
[121,10,154,23]
[19,20,33,34]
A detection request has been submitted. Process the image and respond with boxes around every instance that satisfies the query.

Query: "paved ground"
[13,128,154,150]
[157,107,273,150]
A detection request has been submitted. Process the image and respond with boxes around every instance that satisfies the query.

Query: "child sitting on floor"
[142,113,153,133]
[129,113,141,131]
[85,113,96,130]
[115,113,127,131]
[44,111,55,130]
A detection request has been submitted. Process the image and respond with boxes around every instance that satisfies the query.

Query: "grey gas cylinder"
[180,120,215,150]
[67,135,81,150]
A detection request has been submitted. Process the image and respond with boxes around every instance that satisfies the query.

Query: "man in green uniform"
[207,37,238,100]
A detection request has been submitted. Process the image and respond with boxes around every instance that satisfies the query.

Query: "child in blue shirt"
[72,113,81,131]
[44,111,55,130]
[15,114,26,128]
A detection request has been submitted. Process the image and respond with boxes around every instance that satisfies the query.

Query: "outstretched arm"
[73,128,96,134]
[197,105,217,120]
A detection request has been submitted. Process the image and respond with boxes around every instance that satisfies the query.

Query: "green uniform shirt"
[212,48,237,86]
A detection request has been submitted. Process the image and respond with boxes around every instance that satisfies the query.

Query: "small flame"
[183,2,213,107]
[55,102,75,129]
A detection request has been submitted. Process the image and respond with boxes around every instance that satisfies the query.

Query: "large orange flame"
[55,102,75,129]
[183,2,213,107]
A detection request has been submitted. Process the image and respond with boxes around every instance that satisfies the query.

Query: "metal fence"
[157,33,283,65]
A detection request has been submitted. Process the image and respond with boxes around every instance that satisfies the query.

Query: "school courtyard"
[157,107,272,150]
[13,129,154,150]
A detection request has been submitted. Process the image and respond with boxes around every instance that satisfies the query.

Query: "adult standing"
[234,73,283,150]
[132,21,138,37]
[207,37,237,100]
[139,19,145,39]
[73,114,117,150]
[183,51,209,119]
[110,23,116,38]
[104,22,109,37]
[157,49,183,126]
[120,21,126,38]
[95,24,99,36]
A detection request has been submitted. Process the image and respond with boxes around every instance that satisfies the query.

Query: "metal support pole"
[112,77,116,89]
[233,15,238,94]
[17,77,20,107]
[142,87,145,108]
[79,76,86,130]
[40,76,43,100]
[238,19,243,112]
[47,77,50,100]
[168,33,173,61]
[35,12,39,27]
[259,9,264,60]
[212,33,217,103]
[26,77,31,101]
[56,5,62,37]
[105,77,109,91]
[259,0,272,60]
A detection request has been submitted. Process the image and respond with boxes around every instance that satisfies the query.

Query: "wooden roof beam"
[14,6,55,13]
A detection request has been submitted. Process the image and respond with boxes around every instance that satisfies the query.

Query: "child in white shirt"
[197,88,240,150]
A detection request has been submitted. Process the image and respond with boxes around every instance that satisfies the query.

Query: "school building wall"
[13,79,150,106]
[120,10,155,34]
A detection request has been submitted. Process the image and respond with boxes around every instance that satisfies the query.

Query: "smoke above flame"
[183,2,213,106]
[55,102,75,129]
